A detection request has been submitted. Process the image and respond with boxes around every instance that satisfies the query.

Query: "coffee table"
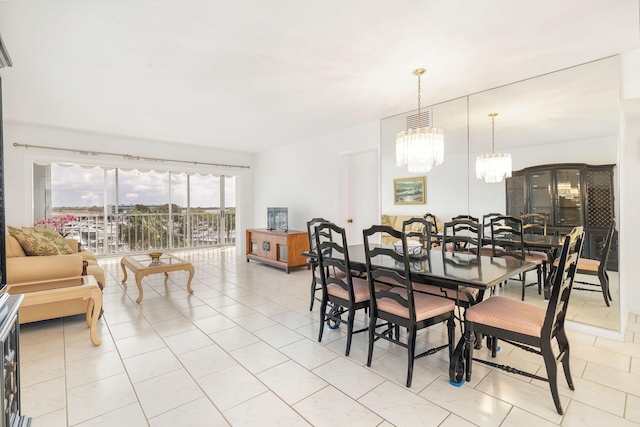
[120,253,194,303]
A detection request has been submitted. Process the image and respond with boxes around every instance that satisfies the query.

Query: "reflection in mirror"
[380,57,620,332]
[468,56,620,330]
[381,96,470,229]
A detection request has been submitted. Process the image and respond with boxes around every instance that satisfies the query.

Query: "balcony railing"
[56,210,236,255]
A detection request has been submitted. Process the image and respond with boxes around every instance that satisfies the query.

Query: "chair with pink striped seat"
[401,217,434,250]
[521,213,548,236]
[422,213,440,247]
[307,217,331,311]
[463,227,584,415]
[521,213,551,281]
[421,219,483,306]
[315,222,382,357]
[574,219,615,306]
[363,225,456,387]
[432,218,483,255]
[490,215,545,300]
[481,213,506,256]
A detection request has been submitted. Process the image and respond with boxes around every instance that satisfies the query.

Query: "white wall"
[381,151,470,221]
[250,121,380,235]
[620,48,640,320]
[3,122,254,251]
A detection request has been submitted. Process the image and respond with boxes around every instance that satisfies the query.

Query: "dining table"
[433,233,566,298]
[487,234,565,298]
[303,243,535,383]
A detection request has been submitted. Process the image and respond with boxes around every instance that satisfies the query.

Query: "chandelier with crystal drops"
[396,68,444,173]
[476,112,512,183]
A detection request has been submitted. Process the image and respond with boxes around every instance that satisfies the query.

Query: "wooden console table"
[246,229,309,273]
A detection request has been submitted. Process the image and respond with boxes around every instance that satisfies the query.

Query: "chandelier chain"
[491,114,495,154]
[489,112,499,154]
[417,73,421,128]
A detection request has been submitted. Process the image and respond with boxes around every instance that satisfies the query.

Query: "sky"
[50,164,236,209]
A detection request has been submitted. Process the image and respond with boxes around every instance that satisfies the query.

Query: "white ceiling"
[0,1,638,153]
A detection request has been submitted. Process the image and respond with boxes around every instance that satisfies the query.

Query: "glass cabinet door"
[556,169,583,226]
[528,171,552,221]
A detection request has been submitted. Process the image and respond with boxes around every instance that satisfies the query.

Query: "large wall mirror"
[381,56,620,331]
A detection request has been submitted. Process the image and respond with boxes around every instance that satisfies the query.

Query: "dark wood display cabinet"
[246,229,310,273]
[506,163,617,271]
[0,295,29,427]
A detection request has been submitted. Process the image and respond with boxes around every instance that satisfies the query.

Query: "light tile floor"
[19,247,639,426]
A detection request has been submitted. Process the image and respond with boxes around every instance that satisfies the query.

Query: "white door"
[342,149,379,245]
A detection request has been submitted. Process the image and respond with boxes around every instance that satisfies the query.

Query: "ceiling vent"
[406,110,431,130]
[0,34,12,68]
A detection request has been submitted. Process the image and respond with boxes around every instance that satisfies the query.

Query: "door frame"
[338,145,380,244]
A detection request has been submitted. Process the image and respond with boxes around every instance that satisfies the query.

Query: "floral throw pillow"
[7,226,61,256]
[33,228,74,255]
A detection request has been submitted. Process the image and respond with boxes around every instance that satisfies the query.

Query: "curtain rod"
[13,142,250,169]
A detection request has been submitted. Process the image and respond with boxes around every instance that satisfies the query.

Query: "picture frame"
[394,177,426,205]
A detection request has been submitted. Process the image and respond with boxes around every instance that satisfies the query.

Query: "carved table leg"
[135,272,146,303]
[86,286,103,346]
[185,264,195,294]
[121,261,128,283]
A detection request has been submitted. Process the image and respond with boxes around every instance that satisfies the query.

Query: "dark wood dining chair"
[363,225,456,387]
[521,213,550,282]
[422,213,440,246]
[490,215,546,300]
[446,218,483,253]
[397,218,482,308]
[482,213,503,232]
[521,213,548,236]
[306,217,331,311]
[481,213,503,242]
[434,218,483,254]
[423,213,439,234]
[479,213,504,257]
[463,227,584,415]
[452,214,479,222]
[573,219,615,306]
[434,219,483,305]
[401,217,433,249]
[401,218,455,301]
[315,222,384,356]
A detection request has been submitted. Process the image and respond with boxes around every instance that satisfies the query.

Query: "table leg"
[120,261,128,283]
[87,286,103,346]
[449,338,466,383]
[135,272,146,303]
[185,265,195,294]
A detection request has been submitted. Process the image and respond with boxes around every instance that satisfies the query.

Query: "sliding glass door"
[33,162,236,255]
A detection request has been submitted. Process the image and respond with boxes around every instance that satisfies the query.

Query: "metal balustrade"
[55,210,236,255]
